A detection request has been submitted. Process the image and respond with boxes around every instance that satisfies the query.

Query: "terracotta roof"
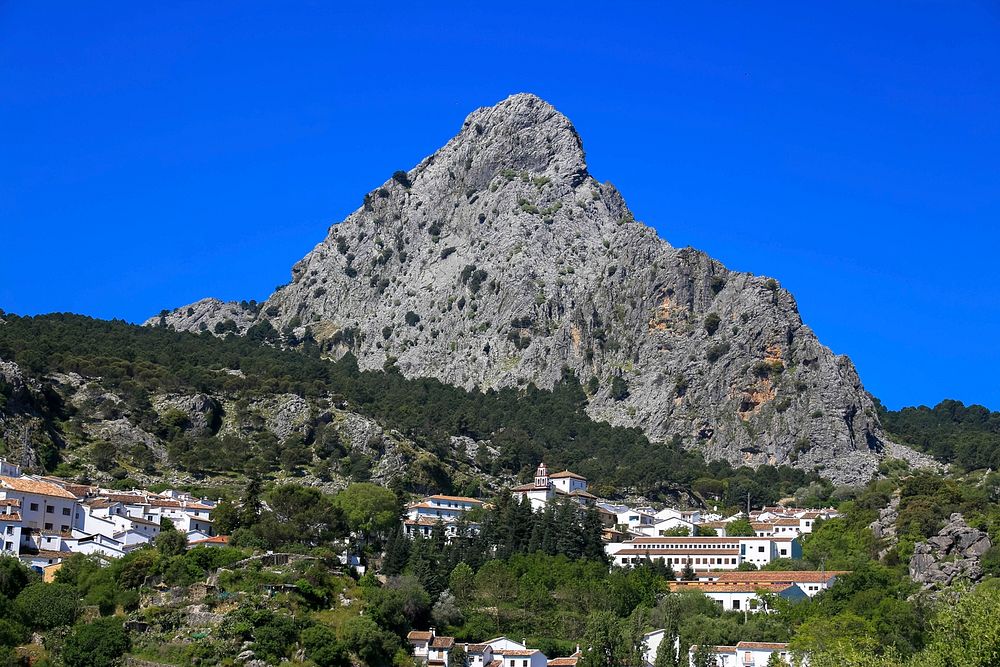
[774,518,801,526]
[671,582,794,593]
[125,516,161,527]
[487,661,501,667]
[615,548,739,556]
[0,499,21,507]
[511,483,546,492]
[407,630,433,641]
[736,641,790,650]
[430,636,456,649]
[427,494,484,504]
[189,535,229,545]
[623,536,748,544]
[404,517,450,527]
[0,476,78,499]
[21,549,73,559]
[690,645,737,654]
[466,644,490,653]
[497,649,540,656]
[549,470,586,480]
[0,512,22,522]
[569,489,596,499]
[61,483,94,496]
[716,571,848,584]
[548,658,579,666]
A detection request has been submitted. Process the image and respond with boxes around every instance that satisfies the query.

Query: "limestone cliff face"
[150,93,929,485]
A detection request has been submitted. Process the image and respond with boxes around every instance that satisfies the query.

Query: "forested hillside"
[0,312,818,504]
[880,399,1000,471]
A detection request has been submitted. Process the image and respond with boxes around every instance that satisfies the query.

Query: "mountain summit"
[151,93,928,484]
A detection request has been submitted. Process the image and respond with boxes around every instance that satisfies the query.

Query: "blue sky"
[1,3,998,410]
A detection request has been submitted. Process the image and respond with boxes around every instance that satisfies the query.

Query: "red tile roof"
[0,476,78,499]
[549,470,586,480]
[736,641,790,650]
[407,630,433,641]
[715,571,848,584]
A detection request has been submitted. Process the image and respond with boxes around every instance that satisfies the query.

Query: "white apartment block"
[608,536,802,570]
[403,494,484,539]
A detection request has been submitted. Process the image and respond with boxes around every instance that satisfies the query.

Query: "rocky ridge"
[150,93,933,485]
[908,513,993,588]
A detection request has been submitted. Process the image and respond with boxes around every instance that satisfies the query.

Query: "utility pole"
[746,490,751,516]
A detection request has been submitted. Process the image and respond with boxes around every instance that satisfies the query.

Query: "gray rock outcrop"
[149,93,932,485]
[909,513,992,588]
[870,492,900,559]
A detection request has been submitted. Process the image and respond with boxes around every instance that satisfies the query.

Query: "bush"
[15,582,78,629]
[706,342,731,362]
[704,313,721,335]
[302,624,349,667]
[610,376,629,401]
[392,170,412,188]
[62,616,131,667]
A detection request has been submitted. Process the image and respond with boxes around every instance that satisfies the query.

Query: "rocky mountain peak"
[149,93,935,485]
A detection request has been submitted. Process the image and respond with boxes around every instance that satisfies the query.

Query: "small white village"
[402,464,842,666]
[0,459,224,579]
[0,453,845,666]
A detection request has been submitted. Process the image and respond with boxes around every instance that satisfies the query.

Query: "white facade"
[689,642,796,666]
[609,536,801,570]
[511,463,592,512]
[403,494,484,540]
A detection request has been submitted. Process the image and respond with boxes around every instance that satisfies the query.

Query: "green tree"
[579,611,625,667]
[62,616,131,667]
[14,582,79,629]
[0,556,32,599]
[335,483,399,542]
[156,529,188,556]
[301,624,349,667]
[341,615,400,666]
[725,517,756,537]
[449,646,467,667]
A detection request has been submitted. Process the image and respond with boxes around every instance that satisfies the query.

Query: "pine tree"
[581,505,607,562]
[382,526,410,576]
[681,561,697,581]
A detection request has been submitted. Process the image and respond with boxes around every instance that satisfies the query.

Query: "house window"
[44,523,53,530]
[733,599,740,610]
[46,506,54,514]
[61,525,69,532]
[30,503,38,511]
[62,507,71,515]
[758,546,765,552]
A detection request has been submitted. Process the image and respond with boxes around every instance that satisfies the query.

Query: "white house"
[0,475,79,540]
[403,494,484,540]
[672,581,808,612]
[407,629,455,665]
[642,629,680,666]
[689,642,796,666]
[465,642,495,667]
[493,647,546,667]
[511,463,593,512]
[0,500,23,555]
[706,571,849,597]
